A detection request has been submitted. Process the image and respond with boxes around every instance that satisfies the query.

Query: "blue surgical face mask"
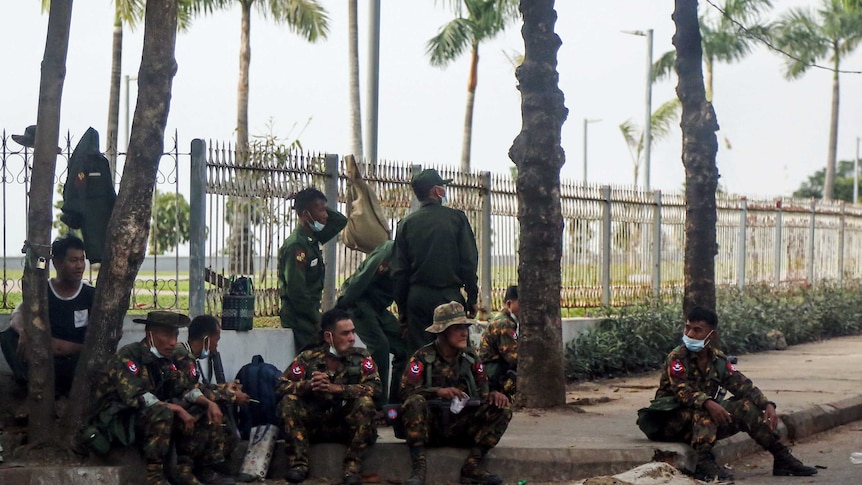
[682,330,713,353]
[310,219,325,232]
[148,333,167,359]
[200,337,210,359]
[325,332,337,356]
[441,195,448,206]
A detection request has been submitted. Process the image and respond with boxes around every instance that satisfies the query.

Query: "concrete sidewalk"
[4,335,862,484]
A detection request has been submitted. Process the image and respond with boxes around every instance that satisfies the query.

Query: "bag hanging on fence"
[340,154,390,254]
[237,424,279,482]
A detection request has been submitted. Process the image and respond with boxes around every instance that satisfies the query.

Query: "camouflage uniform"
[278,208,348,353]
[641,344,779,454]
[174,344,239,460]
[478,309,518,397]
[276,343,381,475]
[98,340,226,480]
[400,343,512,449]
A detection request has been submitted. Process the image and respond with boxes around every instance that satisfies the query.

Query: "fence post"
[839,202,846,282]
[807,199,816,283]
[737,197,747,290]
[480,171,492,315]
[601,185,612,306]
[322,153,339,311]
[652,190,661,297]
[189,139,206,318]
[410,164,422,213]
[774,199,783,286]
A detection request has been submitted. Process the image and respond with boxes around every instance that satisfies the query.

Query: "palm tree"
[653,0,773,102]
[773,0,862,200]
[348,0,363,163]
[193,0,329,274]
[427,0,520,172]
[619,98,681,186]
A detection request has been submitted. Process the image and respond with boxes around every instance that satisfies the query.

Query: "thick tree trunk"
[24,0,74,445]
[106,12,123,179]
[823,49,840,201]
[461,42,479,173]
[674,0,719,315]
[508,0,567,408]
[348,0,364,162]
[69,0,179,434]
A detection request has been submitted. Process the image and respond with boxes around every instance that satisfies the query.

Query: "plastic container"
[850,452,862,464]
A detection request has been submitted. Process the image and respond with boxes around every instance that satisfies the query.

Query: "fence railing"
[4,129,862,316]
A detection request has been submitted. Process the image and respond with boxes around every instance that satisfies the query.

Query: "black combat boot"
[693,451,734,482]
[146,463,170,485]
[195,464,237,485]
[173,461,204,485]
[405,446,427,485]
[769,442,818,476]
[284,466,309,483]
[342,458,362,485]
[459,446,502,485]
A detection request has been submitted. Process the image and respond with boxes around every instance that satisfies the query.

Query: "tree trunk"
[823,45,840,201]
[229,0,254,275]
[106,10,123,180]
[69,0,179,435]
[674,0,719,316]
[508,0,567,409]
[24,0,74,446]
[348,0,364,162]
[461,41,479,173]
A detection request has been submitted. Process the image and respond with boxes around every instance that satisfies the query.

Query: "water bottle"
[850,452,862,464]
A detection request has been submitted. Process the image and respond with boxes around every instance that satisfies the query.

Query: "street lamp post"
[623,29,654,190]
[855,136,860,205]
[583,118,602,184]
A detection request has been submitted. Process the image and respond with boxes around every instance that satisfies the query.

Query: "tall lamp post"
[622,29,654,190]
[582,118,602,184]
[855,136,860,205]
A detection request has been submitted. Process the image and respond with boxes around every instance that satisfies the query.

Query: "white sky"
[2,1,861,207]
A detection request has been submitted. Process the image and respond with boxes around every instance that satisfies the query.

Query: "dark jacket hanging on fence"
[60,127,116,263]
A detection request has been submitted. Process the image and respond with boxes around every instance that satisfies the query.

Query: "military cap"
[132,311,191,328]
[425,301,474,333]
[411,168,452,195]
[12,125,62,153]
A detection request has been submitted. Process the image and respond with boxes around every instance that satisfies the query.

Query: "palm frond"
[618,120,641,159]
[649,98,682,140]
[652,50,676,83]
[264,0,331,42]
[427,18,474,67]
[774,6,831,80]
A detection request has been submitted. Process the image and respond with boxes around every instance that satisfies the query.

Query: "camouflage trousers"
[654,396,779,454]
[137,402,228,466]
[401,394,513,448]
[278,394,378,472]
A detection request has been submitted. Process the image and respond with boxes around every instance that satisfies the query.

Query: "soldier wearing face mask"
[637,306,817,482]
[276,308,381,485]
[278,187,347,353]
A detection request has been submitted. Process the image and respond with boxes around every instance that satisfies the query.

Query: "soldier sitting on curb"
[479,285,519,398]
[637,306,818,482]
[400,301,512,485]
[276,308,381,485]
[87,311,233,485]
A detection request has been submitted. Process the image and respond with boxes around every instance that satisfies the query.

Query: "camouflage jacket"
[104,340,203,410]
[479,309,518,367]
[276,343,381,403]
[654,344,770,410]
[172,343,238,404]
[401,342,489,402]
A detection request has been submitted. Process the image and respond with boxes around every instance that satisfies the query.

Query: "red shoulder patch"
[475,360,488,383]
[288,362,305,381]
[669,360,685,377]
[376,261,390,274]
[295,250,306,264]
[406,360,424,383]
[126,360,139,375]
[727,361,737,374]
[189,362,197,378]
[361,357,376,375]
[169,363,178,372]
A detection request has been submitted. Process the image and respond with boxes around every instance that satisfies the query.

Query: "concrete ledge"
[0,466,121,484]
[782,395,862,441]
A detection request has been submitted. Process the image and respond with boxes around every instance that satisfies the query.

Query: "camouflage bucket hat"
[425,301,474,333]
[132,311,190,328]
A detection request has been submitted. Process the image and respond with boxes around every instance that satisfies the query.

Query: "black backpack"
[234,354,282,440]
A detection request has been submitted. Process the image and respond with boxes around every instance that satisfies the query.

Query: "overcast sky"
[2,1,861,202]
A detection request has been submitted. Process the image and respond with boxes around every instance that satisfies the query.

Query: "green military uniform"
[95,340,227,484]
[337,239,407,405]
[478,309,518,397]
[392,200,479,354]
[174,344,240,461]
[400,342,511,451]
[276,342,381,477]
[638,344,779,454]
[278,208,347,352]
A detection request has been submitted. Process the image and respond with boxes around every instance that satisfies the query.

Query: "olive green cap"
[411,169,452,195]
[133,311,191,329]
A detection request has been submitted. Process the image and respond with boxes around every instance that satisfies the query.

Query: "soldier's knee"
[355,395,375,412]
[402,394,427,411]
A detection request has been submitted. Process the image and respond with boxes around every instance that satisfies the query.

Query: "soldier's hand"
[437,387,468,400]
[207,400,223,426]
[487,391,509,408]
[466,304,478,319]
[234,390,251,406]
[168,404,196,433]
[764,404,778,431]
[705,399,732,426]
[311,371,331,392]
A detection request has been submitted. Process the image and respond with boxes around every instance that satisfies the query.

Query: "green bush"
[565,280,862,381]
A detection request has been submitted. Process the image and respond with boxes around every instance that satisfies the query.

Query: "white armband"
[184,388,204,403]
[141,392,160,408]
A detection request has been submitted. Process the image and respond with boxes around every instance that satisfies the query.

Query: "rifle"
[210,350,240,439]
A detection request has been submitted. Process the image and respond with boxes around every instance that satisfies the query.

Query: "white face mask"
[682,330,713,353]
[310,219,325,232]
[200,337,210,359]
[325,331,337,356]
[148,333,167,359]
